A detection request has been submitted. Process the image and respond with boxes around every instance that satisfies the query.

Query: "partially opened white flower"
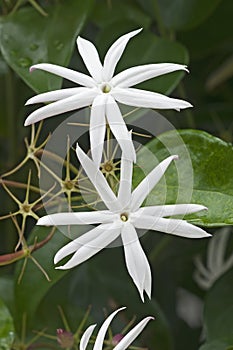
[37,141,210,301]
[79,307,153,350]
[194,227,233,290]
[25,28,192,165]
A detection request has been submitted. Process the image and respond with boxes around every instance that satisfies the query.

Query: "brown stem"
[0,227,55,266]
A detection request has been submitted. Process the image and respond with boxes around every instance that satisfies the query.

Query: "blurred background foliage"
[0,0,232,349]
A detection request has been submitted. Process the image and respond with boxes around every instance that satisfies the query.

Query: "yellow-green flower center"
[102,84,111,93]
[22,204,31,213]
[120,213,128,222]
[103,162,113,172]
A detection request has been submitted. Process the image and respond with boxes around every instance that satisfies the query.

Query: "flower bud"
[112,333,124,346]
[57,328,74,348]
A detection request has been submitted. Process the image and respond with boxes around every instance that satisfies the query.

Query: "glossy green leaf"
[156,0,222,31]
[0,297,14,349]
[135,129,233,227]
[199,269,233,349]
[97,28,189,95]
[0,0,93,93]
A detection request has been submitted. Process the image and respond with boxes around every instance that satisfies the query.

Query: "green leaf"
[200,339,233,350]
[97,27,189,94]
[156,0,222,31]
[0,0,93,93]
[204,269,233,341]
[0,276,14,316]
[91,0,151,29]
[136,129,233,227]
[0,297,14,349]
[199,269,233,349]
[14,226,69,333]
[179,0,233,60]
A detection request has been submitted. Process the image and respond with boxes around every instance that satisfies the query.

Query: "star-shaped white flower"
[25,28,192,166]
[79,307,153,350]
[37,141,210,301]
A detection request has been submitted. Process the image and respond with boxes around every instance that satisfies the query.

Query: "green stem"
[152,0,167,37]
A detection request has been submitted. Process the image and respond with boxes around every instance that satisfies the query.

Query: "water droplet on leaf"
[30,43,39,51]
[54,40,64,51]
[18,57,32,68]
[10,50,17,57]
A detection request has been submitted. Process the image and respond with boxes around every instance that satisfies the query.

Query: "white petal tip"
[29,66,36,73]
[37,216,52,226]
[55,265,68,270]
[184,102,193,109]
[76,36,83,43]
[118,306,127,312]
[24,119,31,126]
[173,155,179,160]
[183,65,189,73]
[135,28,143,34]
[139,292,145,303]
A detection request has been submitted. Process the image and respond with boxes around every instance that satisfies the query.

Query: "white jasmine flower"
[37,142,210,301]
[79,307,153,350]
[194,227,233,290]
[25,28,192,165]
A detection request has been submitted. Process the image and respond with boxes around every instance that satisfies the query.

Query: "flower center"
[120,212,128,222]
[102,83,111,93]
[22,204,31,213]
[103,162,113,172]
[63,180,74,190]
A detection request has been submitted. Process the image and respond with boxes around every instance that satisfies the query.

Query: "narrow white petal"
[135,204,207,218]
[93,307,126,350]
[80,324,96,350]
[56,222,121,269]
[111,63,189,88]
[194,256,210,278]
[54,224,107,264]
[76,143,120,212]
[117,134,134,209]
[102,28,142,81]
[114,316,154,350]
[25,87,89,105]
[133,215,211,238]
[106,96,136,162]
[77,36,103,82]
[24,89,97,125]
[29,63,96,87]
[214,229,231,269]
[121,223,152,301]
[37,210,114,226]
[130,155,178,212]
[113,87,193,111]
[90,95,107,166]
